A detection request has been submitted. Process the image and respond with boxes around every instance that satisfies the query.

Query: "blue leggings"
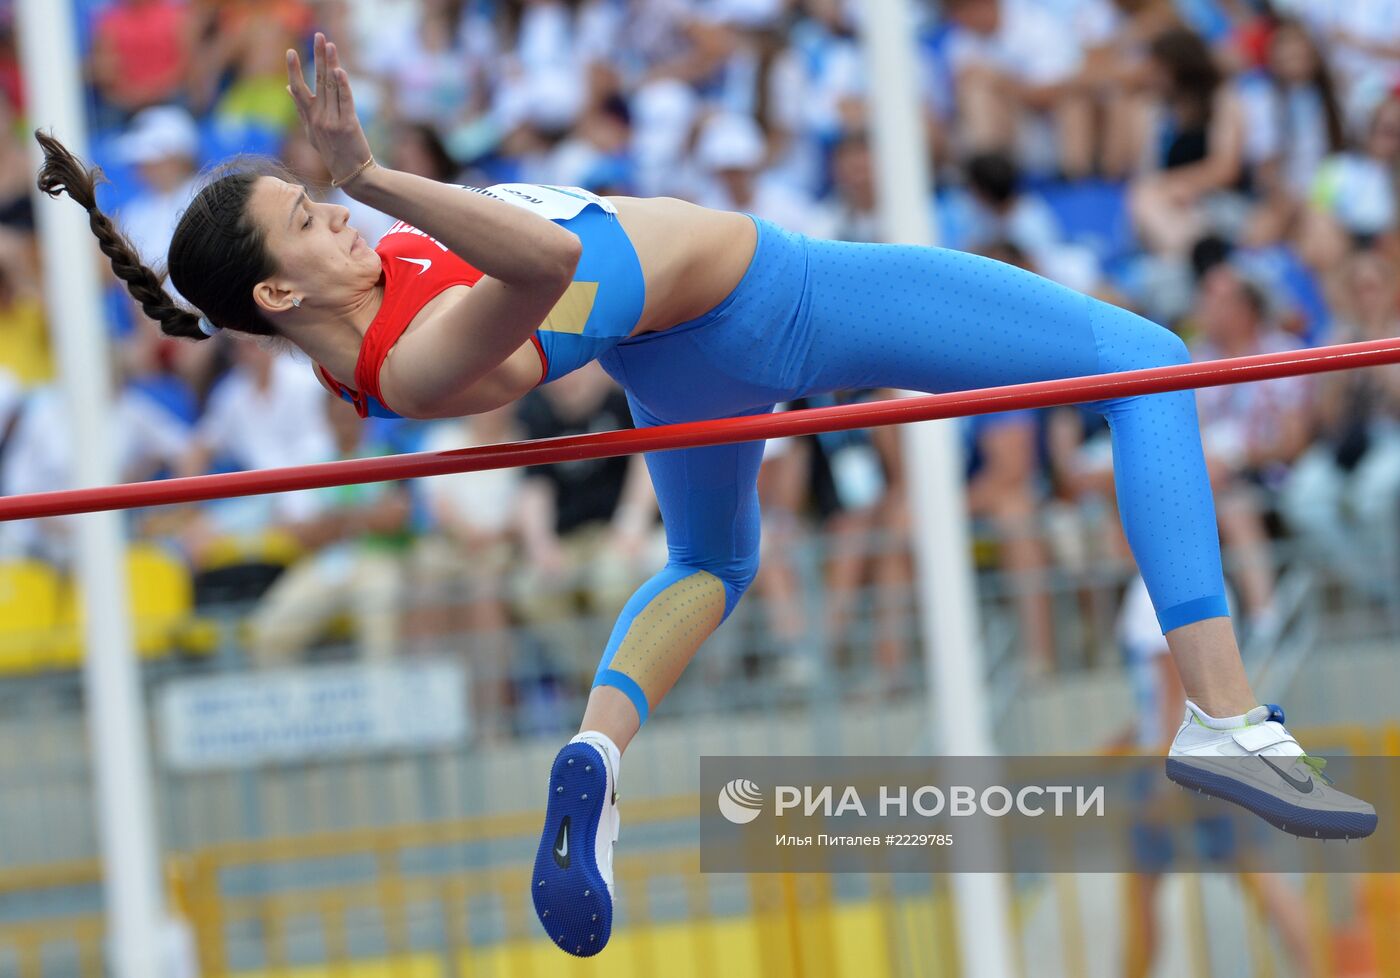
[594,218,1228,724]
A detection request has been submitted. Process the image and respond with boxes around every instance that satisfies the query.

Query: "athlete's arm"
[288,33,575,417]
[381,331,545,419]
[287,34,579,288]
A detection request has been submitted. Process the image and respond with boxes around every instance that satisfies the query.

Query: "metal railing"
[0,724,1396,978]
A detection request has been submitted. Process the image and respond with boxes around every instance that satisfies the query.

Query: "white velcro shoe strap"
[1232,722,1297,753]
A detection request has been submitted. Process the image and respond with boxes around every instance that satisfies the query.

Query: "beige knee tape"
[608,570,726,710]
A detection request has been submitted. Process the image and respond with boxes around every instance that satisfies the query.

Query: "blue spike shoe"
[532,740,620,956]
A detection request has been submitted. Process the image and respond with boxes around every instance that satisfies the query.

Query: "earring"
[291,297,302,308]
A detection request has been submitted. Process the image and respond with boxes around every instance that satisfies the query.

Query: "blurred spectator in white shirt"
[363,0,494,128]
[115,106,202,272]
[943,0,1095,178]
[766,0,867,196]
[179,343,334,548]
[0,382,190,565]
[827,130,881,243]
[1300,91,1400,283]
[692,111,836,236]
[246,393,413,667]
[629,76,701,197]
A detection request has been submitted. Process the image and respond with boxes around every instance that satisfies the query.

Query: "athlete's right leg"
[533,398,768,957]
[790,234,1374,838]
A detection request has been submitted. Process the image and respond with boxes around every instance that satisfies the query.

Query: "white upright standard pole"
[16,2,167,977]
[857,1,1016,975]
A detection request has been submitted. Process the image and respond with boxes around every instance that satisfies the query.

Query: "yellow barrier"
[0,724,1397,978]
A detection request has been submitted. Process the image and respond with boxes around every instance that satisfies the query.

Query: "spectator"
[1301,90,1400,285]
[1191,262,1312,628]
[0,17,21,116]
[363,0,491,128]
[768,0,867,195]
[1276,0,1400,105]
[827,130,879,242]
[0,376,190,566]
[1280,249,1400,599]
[628,75,701,197]
[177,342,334,562]
[509,363,659,636]
[966,408,1056,674]
[414,404,524,739]
[691,111,834,236]
[541,93,635,192]
[495,0,591,140]
[88,0,194,122]
[942,0,1096,178]
[1097,0,1185,178]
[1128,27,1248,257]
[114,106,202,270]
[246,393,413,666]
[385,121,462,184]
[109,106,210,395]
[942,152,1104,291]
[751,428,810,673]
[0,227,51,387]
[1239,17,1347,247]
[0,100,34,231]
[800,390,913,688]
[191,0,313,133]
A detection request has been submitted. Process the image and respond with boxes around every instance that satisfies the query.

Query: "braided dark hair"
[35,130,283,341]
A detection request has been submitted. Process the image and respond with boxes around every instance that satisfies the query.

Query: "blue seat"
[1037,179,1136,267]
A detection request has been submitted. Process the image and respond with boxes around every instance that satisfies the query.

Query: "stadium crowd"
[0,0,1399,716]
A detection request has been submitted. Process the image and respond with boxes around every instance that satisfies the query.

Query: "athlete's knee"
[1095,303,1191,374]
[715,552,761,620]
[1142,324,1191,369]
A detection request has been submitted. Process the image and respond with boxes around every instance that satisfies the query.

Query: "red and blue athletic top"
[317,183,646,420]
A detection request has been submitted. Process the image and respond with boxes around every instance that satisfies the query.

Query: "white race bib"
[462,183,617,221]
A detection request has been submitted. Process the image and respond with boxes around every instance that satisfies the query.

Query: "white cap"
[116,106,200,166]
[524,69,584,131]
[701,0,785,28]
[695,112,766,173]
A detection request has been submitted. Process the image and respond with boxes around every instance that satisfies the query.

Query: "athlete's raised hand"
[286,32,375,189]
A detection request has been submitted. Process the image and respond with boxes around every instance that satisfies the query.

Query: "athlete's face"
[246,176,382,319]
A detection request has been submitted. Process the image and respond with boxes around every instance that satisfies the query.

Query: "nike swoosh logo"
[553,815,570,868]
[1261,757,1315,794]
[396,256,432,275]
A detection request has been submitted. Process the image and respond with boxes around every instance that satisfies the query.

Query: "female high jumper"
[37,33,1373,958]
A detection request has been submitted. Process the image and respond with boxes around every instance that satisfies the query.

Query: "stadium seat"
[127,542,195,657]
[0,560,64,675]
[47,544,221,669]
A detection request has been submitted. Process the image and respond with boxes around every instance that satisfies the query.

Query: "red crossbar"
[3,336,1399,522]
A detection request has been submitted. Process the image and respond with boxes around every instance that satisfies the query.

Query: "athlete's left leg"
[532,399,768,956]
[793,237,1374,839]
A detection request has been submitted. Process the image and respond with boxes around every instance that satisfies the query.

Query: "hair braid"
[34,129,209,341]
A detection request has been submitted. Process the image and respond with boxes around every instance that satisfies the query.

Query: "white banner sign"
[158,661,469,771]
